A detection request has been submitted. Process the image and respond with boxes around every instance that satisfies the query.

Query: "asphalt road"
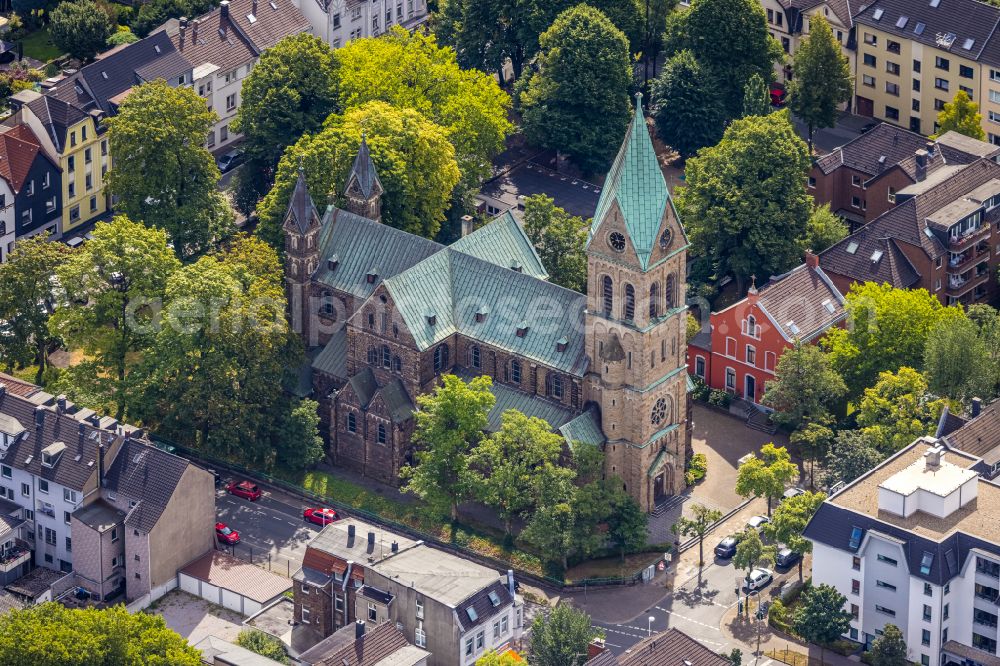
[594,552,802,660]
[215,482,331,578]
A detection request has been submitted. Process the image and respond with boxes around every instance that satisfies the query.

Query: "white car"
[746,515,771,531]
[746,568,774,591]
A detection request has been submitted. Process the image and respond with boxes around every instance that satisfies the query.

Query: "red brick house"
[687,254,846,405]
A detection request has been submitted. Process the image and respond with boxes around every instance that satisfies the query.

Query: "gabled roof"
[102,438,192,533]
[588,95,670,269]
[589,629,729,666]
[755,263,846,341]
[944,400,1000,465]
[0,124,43,194]
[455,370,578,432]
[814,123,932,176]
[450,210,547,279]
[558,406,606,447]
[383,248,587,375]
[854,0,1000,63]
[299,621,429,666]
[20,93,88,154]
[347,135,382,199]
[286,167,321,235]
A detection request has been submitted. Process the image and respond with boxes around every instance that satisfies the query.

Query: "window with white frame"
[725,368,736,391]
[415,626,426,647]
[745,345,756,366]
[301,608,311,624]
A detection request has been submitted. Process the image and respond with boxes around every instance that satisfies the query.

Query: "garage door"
[221,589,243,613]
[201,583,221,605]
[179,573,200,596]
[243,600,262,617]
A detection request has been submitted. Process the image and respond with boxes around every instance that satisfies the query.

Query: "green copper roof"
[312,328,347,379]
[456,371,577,432]
[450,211,547,279]
[559,407,606,447]
[588,95,671,270]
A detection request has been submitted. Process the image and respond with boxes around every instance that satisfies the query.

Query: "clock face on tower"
[608,231,626,253]
[651,397,668,426]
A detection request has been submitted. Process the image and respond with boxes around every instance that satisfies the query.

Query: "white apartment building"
[160,0,312,153]
[294,0,428,49]
[806,439,1000,666]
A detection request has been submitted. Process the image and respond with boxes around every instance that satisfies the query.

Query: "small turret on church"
[343,135,383,222]
[283,165,322,339]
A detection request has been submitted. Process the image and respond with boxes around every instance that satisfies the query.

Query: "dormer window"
[327,255,339,271]
[426,312,436,326]
[40,442,65,468]
[475,306,489,323]
[516,322,529,338]
[366,269,378,284]
[556,337,568,353]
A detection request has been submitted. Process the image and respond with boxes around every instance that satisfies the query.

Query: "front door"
[745,374,757,403]
[856,96,874,117]
[654,473,666,502]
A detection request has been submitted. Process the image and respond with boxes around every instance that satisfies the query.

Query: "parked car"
[303,507,339,526]
[769,85,787,107]
[217,150,243,172]
[782,487,805,502]
[226,480,262,501]
[746,515,771,532]
[715,536,739,559]
[215,522,240,545]
[745,567,774,591]
[775,547,801,569]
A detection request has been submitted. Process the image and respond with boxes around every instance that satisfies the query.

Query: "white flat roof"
[371,545,502,608]
[879,454,977,497]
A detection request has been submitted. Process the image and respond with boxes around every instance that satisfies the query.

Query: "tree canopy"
[50,0,113,62]
[106,80,233,260]
[801,204,849,254]
[677,111,812,295]
[742,73,771,117]
[856,367,945,455]
[650,50,726,159]
[523,194,588,292]
[527,604,600,666]
[256,101,461,247]
[762,342,847,430]
[673,503,723,580]
[925,311,998,405]
[765,490,824,579]
[793,584,853,662]
[665,0,783,118]
[869,624,908,666]
[823,430,886,488]
[787,15,851,152]
[822,282,963,400]
[235,629,289,664]
[735,443,799,515]
[0,602,200,665]
[935,90,986,140]
[519,4,632,174]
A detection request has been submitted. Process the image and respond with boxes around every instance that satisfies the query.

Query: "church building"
[285,98,692,511]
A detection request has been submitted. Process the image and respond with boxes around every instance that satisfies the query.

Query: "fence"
[154,436,720,591]
[126,579,177,613]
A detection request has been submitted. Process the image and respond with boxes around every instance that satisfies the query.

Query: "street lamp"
[648,615,655,636]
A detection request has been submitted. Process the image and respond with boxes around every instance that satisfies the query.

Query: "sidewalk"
[720,602,861,666]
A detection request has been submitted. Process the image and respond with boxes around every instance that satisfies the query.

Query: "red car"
[226,480,262,501]
[303,507,339,526]
[770,85,787,107]
[215,522,240,545]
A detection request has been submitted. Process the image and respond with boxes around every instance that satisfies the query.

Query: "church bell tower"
[583,94,691,513]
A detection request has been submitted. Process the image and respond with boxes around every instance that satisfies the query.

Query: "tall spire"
[347,133,382,199]
[587,91,672,270]
[285,163,320,235]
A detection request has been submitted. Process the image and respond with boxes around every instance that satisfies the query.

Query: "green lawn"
[20,28,64,64]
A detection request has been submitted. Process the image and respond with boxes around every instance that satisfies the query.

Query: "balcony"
[950,224,991,249]
[0,540,31,573]
[948,270,991,295]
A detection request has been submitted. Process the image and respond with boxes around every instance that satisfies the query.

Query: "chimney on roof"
[588,638,607,660]
[34,406,45,430]
[220,0,229,16]
[915,149,928,182]
[347,523,355,540]
[367,531,375,551]
[56,395,67,414]
[252,0,258,15]
[192,19,199,41]
[355,620,366,639]
[0,384,6,399]
[972,397,983,418]
[924,445,945,471]
[804,250,819,270]
[97,442,105,484]
[507,570,515,598]
[391,541,398,553]
[926,141,936,158]
[460,215,474,237]
[179,17,187,46]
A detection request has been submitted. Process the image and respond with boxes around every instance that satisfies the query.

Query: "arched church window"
[510,360,521,384]
[393,356,402,372]
[347,412,356,433]
[381,345,391,368]
[470,345,481,369]
[367,347,377,365]
[665,274,676,310]
[649,283,659,319]
[433,344,449,371]
[624,284,635,321]
[602,276,613,316]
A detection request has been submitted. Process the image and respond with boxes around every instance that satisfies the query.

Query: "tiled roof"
[347,367,378,410]
[814,123,931,176]
[0,374,38,398]
[103,438,192,533]
[4,566,69,600]
[449,211,547,279]
[179,550,291,603]
[165,0,310,73]
[0,124,43,194]
[855,0,1000,63]
[936,130,1000,160]
[382,249,587,374]
[301,621,428,666]
[944,400,1000,464]
[820,232,921,289]
[455,370,577,432]
[379,379,415,423]
[558,406,606,447]
[588,97,671,269]
[347,136,381,199]
[20,93,88,153]
[755,263,846,341]
[591,628,729,665]
[312,328,347,379]
[456,580,514,632]
[287,167,321,235]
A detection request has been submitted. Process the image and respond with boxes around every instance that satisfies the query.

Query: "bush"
[826,639,860,656]
[235,629,288,664]
[708,389,732,408]
[691,375,711,402]
[768,599,793,634]
[685,453,708,485]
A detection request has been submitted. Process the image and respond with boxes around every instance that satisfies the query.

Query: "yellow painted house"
[8,91,109,235]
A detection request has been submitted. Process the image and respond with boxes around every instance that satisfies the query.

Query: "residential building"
[297,620,430,666]
[942,398,1000,480]
[293,518,419,638]
[295,0,428,50]
[0,373,215,603]
[0,124,61,261]
[588,628,729,665]
[810,124,1000,230]
[291,98,692,512]
[365,545,522,666]
[687,253,846,405]
[805,440,1000,664]
[761,0,857,84]
[852,0,1000,140]
[820,155,1000,306]
[159,0,311,153]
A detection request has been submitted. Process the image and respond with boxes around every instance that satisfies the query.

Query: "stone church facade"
[286,101,692,512]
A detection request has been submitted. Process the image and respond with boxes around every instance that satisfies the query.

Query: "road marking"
[603,641,623,648]
[654,607,721,632]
